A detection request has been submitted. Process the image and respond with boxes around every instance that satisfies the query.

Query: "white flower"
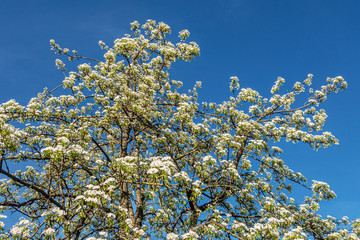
[10,226,22,235]
[179,29,190,40]
[55,59,65,69]
[125,218,133,228]
[43,228,55,236]
[167,232,179,240]
[174,171,191,183]
[85,197,101,205]
[181,230,198,239]
[147,168,159,174]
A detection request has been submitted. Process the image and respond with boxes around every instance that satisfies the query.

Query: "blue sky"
[0,0,359,221]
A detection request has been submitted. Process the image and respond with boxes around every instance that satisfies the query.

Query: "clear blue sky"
[1,0,359,220]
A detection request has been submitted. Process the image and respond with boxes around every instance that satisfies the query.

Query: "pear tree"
[0,20,358,239]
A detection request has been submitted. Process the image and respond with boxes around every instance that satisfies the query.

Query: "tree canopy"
[0,20,358,239]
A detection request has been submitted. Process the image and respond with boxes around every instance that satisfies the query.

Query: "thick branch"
[0,168,65,211]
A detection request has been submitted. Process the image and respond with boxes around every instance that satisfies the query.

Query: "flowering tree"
[0,20,358,239]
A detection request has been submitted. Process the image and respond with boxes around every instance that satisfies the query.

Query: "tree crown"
[0,20,358,240]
